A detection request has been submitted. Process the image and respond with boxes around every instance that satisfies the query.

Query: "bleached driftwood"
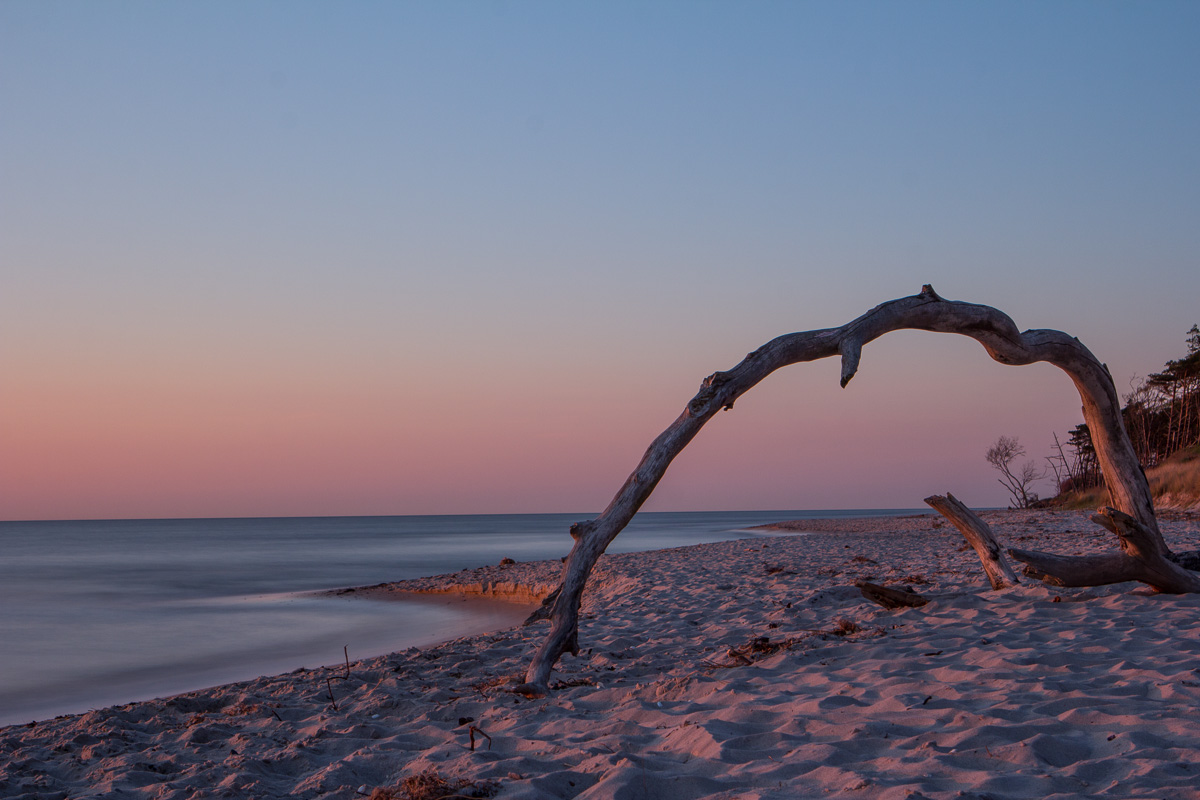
[1011,507,1200,593]
[924,493,1020,590]
[518,285,1177,694]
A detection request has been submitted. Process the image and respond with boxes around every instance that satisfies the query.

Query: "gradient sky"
[3,1,1199,520]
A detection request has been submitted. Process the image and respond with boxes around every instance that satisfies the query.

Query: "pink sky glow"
[3,3,1198,520]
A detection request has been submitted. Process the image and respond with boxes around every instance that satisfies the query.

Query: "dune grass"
[1148,445,1200,509]
[1053,444,1200,511]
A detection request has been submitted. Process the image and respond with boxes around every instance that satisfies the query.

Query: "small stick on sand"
[468,724,492,751]
[325,677,339,711]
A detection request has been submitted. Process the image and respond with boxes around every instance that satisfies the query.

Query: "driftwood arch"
[518,286,1197,694]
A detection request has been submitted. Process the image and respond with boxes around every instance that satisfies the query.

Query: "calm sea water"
[0,509,919,726]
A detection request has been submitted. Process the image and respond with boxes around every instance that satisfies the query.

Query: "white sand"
[4,509,1200,799]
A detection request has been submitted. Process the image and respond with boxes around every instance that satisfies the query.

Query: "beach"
[0,510,834,728]
[5,509,1200,799]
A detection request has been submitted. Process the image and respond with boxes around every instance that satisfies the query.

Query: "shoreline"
[0,510,867,730]
[0,591,540,732]
[6,509,1200,799]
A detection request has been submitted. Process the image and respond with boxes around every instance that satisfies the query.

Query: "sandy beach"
[5,509,1200,800]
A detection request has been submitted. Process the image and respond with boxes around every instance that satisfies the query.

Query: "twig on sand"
[467,724,492,752]
[703,635,800,669]
[703,620,876,670]
[325,677,339,711]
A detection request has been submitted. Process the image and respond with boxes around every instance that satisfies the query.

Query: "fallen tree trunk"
[924,493,1020,590]
[519,285,1173,694]
[1011,507,1200,593]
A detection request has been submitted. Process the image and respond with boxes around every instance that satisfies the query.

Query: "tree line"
[992,324,1199,507]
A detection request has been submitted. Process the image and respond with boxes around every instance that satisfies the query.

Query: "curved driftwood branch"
[924,493,1020,590]
[519,285,1165,693]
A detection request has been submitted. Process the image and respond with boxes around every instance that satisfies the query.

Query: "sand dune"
[4,509,1200,799]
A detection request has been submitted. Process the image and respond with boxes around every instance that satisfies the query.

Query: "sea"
[0,509,921,726]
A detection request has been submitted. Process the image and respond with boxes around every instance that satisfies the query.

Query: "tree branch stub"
[924,493,1020,590]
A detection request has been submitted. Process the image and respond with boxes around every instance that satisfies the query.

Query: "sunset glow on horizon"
[3,2,1198,521]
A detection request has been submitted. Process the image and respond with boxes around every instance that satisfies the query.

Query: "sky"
[2,1,1199,521]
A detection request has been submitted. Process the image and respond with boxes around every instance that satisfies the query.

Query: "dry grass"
[1149,455,1200,509]
[1054,484,1108,510]
[1053,447,1200,511]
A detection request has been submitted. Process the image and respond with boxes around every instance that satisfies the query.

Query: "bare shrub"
[986,435,1043,508]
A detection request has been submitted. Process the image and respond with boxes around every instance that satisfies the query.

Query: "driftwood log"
[856,581,929,609]
[1012,507,1200,593]
[518,285,1183,694]
[924,493,1020,590]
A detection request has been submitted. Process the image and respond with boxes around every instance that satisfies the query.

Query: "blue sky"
[2,2,1198,519]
